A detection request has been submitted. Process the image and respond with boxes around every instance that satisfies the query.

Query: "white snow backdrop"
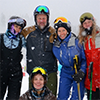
[0,0,100,35]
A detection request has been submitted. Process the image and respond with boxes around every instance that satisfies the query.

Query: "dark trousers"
[87,88,100,100]
[0,63,23,100]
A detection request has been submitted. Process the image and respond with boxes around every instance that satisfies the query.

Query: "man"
[21,5,58,96]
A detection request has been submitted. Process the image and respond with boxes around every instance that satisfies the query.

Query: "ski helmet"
[80,12,94,24]
[8,16,26,29]
[6,16,26,39]
[33,5,50,24]
[31,66,48,83]
[54,17,71,33]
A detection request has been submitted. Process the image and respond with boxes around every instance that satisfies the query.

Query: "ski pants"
[46,72,57,96]
[0,63,23,100]
[87,88,100,100]
[58,68,85,100]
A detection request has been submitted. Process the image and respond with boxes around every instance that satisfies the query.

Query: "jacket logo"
[31,35,36,38]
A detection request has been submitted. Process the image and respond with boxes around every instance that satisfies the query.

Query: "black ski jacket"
[21,25,57,74]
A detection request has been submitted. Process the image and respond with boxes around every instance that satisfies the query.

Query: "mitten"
[72,70,85,83]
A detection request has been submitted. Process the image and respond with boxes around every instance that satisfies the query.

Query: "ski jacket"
[19,87,57,100]
[53,33,86,75]
[3,33,25,49]
[0,33,25,65]
[21,25,57,74]
[84,32,100,91]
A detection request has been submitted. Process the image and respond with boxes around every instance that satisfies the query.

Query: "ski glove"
[72,70,85,83]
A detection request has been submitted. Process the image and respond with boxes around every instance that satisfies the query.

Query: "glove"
[72,70,85,83]
[49,33,57,43]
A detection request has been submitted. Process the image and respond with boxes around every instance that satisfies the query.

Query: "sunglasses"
[32,67,47,75]
[36,5,49,13]
[54,17,68,24]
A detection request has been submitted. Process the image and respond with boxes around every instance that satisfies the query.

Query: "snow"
[20,73,29,96]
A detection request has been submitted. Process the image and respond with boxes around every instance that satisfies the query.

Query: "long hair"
[78,20,97,44]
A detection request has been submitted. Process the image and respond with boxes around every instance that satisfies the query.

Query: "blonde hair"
[78,21,97,44]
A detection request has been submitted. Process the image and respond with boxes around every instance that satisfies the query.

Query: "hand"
[49,33,57,43]
[72,70,85,83]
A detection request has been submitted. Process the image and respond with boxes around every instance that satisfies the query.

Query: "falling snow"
[3,47,87,100]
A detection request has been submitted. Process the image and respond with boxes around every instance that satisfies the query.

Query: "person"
[21,5,58,96]
[78,12,100,100]
[19,66,57,100]
[49,17,87,100]
[0,16,26,100]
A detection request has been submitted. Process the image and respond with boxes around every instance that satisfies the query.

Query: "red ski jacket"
[84,32,100,91]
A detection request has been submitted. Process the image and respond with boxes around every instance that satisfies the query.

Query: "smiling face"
[36,14,47,29]
[82,19,93,29]
[14,24,22,33]
[10,24,22,35]
[57,27,68,40]
[32,74,44,90]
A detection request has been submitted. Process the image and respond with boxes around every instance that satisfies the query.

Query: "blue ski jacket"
[53,32,86,75]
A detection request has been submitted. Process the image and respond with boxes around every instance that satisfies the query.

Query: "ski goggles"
[80,13,94,23]
[54,17,68,24]
[36,5,49,13]
[80,17,93,24]
[32,67,47,75]
[8,18,25,26]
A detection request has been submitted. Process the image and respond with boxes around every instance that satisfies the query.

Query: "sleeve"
[19,94,27,100]
[0,34,1,42]
[21,36,26,48]
[74,38,86,74]
[79,42,87,74]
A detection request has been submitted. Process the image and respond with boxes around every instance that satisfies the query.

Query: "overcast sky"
[0,0,100,34]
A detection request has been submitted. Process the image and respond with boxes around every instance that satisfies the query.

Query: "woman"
[0,16,26,100]
[78,12,100,100]
[49,17,86,100]
[19,66,56,100]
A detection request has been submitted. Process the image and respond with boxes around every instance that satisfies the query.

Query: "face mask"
[82,27,93,36]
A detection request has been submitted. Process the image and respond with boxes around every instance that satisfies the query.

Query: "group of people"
[0,4,100,100]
